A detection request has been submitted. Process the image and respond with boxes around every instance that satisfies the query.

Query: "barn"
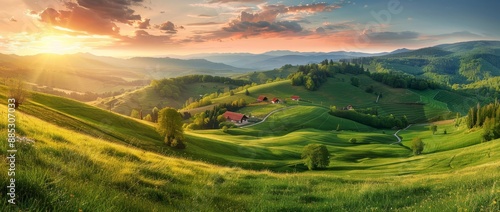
[223,111,248,123]
[257,95,268,102]
[291,95,300,101]
[271,97,280,104]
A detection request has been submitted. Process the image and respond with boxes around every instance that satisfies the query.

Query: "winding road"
[391,124,412,144]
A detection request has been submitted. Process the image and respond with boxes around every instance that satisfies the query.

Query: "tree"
[301,144,330,170]
[157,107,184,147]
[144,114,152,122]
[349,138,357,144]
[245,89,250,96]
[350,77,360,87]
[430,125,437,135]
[130,109,140,119]
[411,138,425,155]
[7,78,29,109]
[305,76,316,90]
[151,107,159,123]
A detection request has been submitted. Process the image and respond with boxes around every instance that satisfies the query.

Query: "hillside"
[356,41,500,96]
[212,74,477,123]
[0,53,247,94]
[1,86,499,211]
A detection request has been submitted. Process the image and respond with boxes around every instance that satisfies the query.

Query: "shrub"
[411,138,425,155]
[349,138,357,144]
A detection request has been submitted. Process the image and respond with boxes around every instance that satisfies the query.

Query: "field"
[92,82,234,116]
[212,74,475,123]
[1,85,499,211]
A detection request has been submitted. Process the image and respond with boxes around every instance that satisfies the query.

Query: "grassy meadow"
[0,84,499,211]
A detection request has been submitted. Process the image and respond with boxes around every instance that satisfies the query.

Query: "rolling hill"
[0,53,247,94]
[0,85,499,211]
[358,40,500,89]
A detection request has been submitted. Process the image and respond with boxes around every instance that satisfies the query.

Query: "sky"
[0,0,499,57]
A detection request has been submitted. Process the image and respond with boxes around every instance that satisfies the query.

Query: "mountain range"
[178,49,409,70]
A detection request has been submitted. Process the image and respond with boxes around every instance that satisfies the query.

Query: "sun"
[36,35,81,54]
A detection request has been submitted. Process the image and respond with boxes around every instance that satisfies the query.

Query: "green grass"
[1,86,499,211]
[92,82,233,116]
[212,74,476,124]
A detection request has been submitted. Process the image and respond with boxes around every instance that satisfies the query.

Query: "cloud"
[224,21,302,34]
[136,18,151,29]
[207,0,265,3]
[186,22,223,26]
[75,0,143,23]
[38,3,120,35]
[34,0,145,35]
[365,31,420,41]
[206,2,341,39]
[9,17,17,22]
[155,21,183,34]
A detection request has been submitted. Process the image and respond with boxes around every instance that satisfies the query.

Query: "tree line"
[465,101,500,142]
[330,107,409,129]
[151,75,251,99]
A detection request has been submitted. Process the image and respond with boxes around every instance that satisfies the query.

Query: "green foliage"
[245,89,250,96]
[186,106,226,130]
[349,138,357,144]
[157,107,184,146]
[151,107,159,123]
[151,75,251,100]
[330,109,407,129]
[6,78,29,108]
[130,109,140,119]
[466,102,500,142]
[301,144,330,170]
[430,125,438,135]
[144,114,152,122]
[350,77,360,87]
[411,137,425,155]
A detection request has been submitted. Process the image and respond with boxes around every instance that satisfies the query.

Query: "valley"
[1,41,499,211]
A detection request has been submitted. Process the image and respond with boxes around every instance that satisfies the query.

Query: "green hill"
[359,41,500,92]
[1,88,499,211]
[212,74,476,123]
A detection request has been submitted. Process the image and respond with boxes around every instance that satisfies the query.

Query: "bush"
[349,138,357,144]
[301,144,330,170]
[411,138,425,155]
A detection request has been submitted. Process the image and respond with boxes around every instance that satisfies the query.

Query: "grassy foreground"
[0,88,498,211]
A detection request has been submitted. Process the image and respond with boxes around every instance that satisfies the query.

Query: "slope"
[0,86,499,211]
[212,74,476,123]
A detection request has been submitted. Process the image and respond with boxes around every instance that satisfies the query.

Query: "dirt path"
[240,106,296,128]
[391,124,412,144]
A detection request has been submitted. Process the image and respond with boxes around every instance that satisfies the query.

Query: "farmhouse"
[257,95,268,102]
[271,98,280,104]
[223,111,248,123]
[291,95,300,101]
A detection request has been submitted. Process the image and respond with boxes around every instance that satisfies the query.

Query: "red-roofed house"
[223,111,248,123]
[291,95,300,101]
[271,97,280,104]
[257,95,268,102]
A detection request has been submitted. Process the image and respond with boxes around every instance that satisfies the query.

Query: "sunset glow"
[1,0,499,56]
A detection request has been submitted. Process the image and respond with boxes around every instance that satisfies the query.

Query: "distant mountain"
[0,53,248,93]
[183,51,389,70]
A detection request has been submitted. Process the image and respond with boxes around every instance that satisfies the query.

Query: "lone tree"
[7,78,29,108]
[430,125,437,135]
[411,137,425,155]
[151,107,159,123]
[301,144,330,170]
[157,107,185,149]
